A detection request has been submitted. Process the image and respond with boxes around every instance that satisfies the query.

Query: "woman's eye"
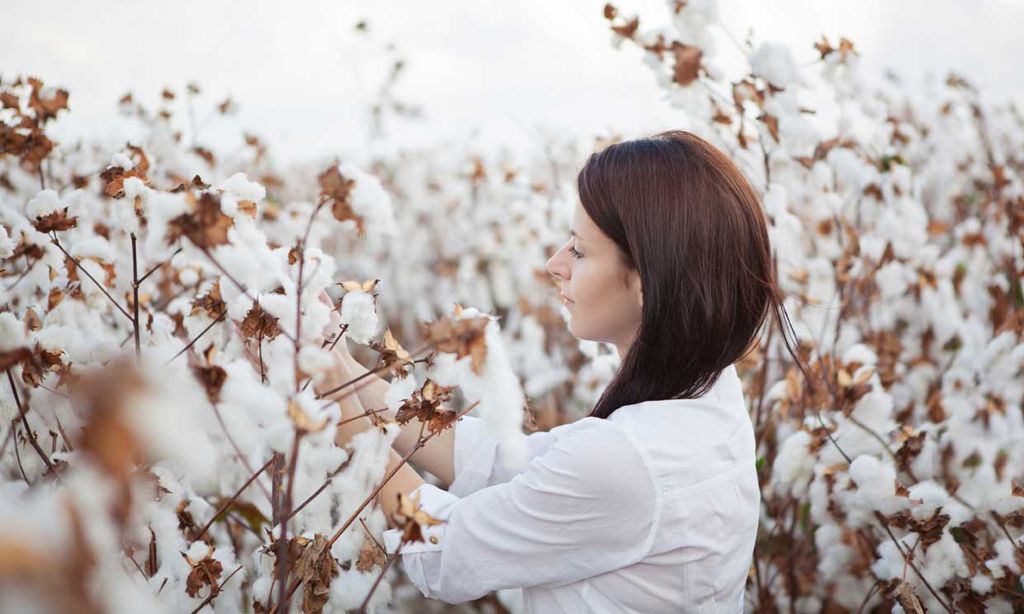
[568,245,583,259]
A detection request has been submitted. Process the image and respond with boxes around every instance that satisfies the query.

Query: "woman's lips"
[560,294,574,305]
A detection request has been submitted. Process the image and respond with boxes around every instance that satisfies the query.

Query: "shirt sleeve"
[380,418,662,604]
[447,414,561,497]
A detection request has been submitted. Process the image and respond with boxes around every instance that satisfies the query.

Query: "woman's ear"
[629,269,643,310]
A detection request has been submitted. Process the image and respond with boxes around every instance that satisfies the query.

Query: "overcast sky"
[5,0,1021,164]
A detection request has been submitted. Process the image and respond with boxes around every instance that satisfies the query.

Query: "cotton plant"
[0,76,538,614]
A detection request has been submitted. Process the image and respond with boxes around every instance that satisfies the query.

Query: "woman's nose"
[545,243,569,281]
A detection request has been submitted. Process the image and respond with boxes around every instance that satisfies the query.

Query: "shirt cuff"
[447,415,500,498]
[382,483,461,555]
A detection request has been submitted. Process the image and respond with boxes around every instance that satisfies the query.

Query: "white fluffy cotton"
[749,42,801,88]
[339,290,380,344]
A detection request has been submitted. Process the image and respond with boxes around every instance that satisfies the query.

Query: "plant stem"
[131,232,142,358]
[6,369,55,473]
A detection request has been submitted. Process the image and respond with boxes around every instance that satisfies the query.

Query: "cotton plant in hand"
[603,1,1024,610]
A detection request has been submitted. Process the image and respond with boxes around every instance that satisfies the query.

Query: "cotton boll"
[26,188,63,218]
[325,568,391,612]
[841,343,877,367]
[849,390,895,434]
[109,152,134,169]
[0,311,27,350]
[906,480,950,517]
[122,176,147,202]
[848,454,903,518]
[385,373,418,411]
[298,345,334,384]
[338,162,398,239]
[772,430,816,495]
[0,224,14,258]
[220,172,266,202]
[340,290,380,344]
[749,42,801,89]
[179,268,199,286]
[814,523,852,578]
[970,574,993,595]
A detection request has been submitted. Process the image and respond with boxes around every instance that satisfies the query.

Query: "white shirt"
[382,363,760,613]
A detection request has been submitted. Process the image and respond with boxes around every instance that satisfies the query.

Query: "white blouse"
[382,363,760,613]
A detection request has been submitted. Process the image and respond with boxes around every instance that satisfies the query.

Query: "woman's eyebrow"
[569,229,584,242]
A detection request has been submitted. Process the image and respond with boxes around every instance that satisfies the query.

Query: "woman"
[325,130,802,612]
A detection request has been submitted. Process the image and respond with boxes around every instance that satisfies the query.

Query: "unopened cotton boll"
[339,290,380,344]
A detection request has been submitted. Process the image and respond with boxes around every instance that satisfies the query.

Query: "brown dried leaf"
[419,314,490,376]
[167,191,234,248]
[239,302,281,340]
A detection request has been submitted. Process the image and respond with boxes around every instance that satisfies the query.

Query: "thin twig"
[11,423,31,486]
[131,233,142,358]
[164,310,227,365]
[211,403,272,502]
[315,343,429,401]
[274,432,303,614]
[7,369,55,472]
[137,247,183,285]
[281,456,353,524]
[50,236,134,322]
[194,457,275,541]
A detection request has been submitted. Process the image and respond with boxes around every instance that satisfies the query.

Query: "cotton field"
[1,1,1022,612]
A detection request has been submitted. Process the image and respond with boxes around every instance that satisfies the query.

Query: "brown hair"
[578,130,806,419]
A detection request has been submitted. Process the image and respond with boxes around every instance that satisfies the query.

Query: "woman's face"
[545,200,643,357]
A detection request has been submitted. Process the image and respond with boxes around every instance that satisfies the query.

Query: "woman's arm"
[320,349,457,487]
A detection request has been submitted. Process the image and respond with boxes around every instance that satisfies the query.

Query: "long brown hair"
[579,130,806,419]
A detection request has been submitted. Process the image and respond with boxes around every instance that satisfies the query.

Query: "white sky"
[5,0,1022,163]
